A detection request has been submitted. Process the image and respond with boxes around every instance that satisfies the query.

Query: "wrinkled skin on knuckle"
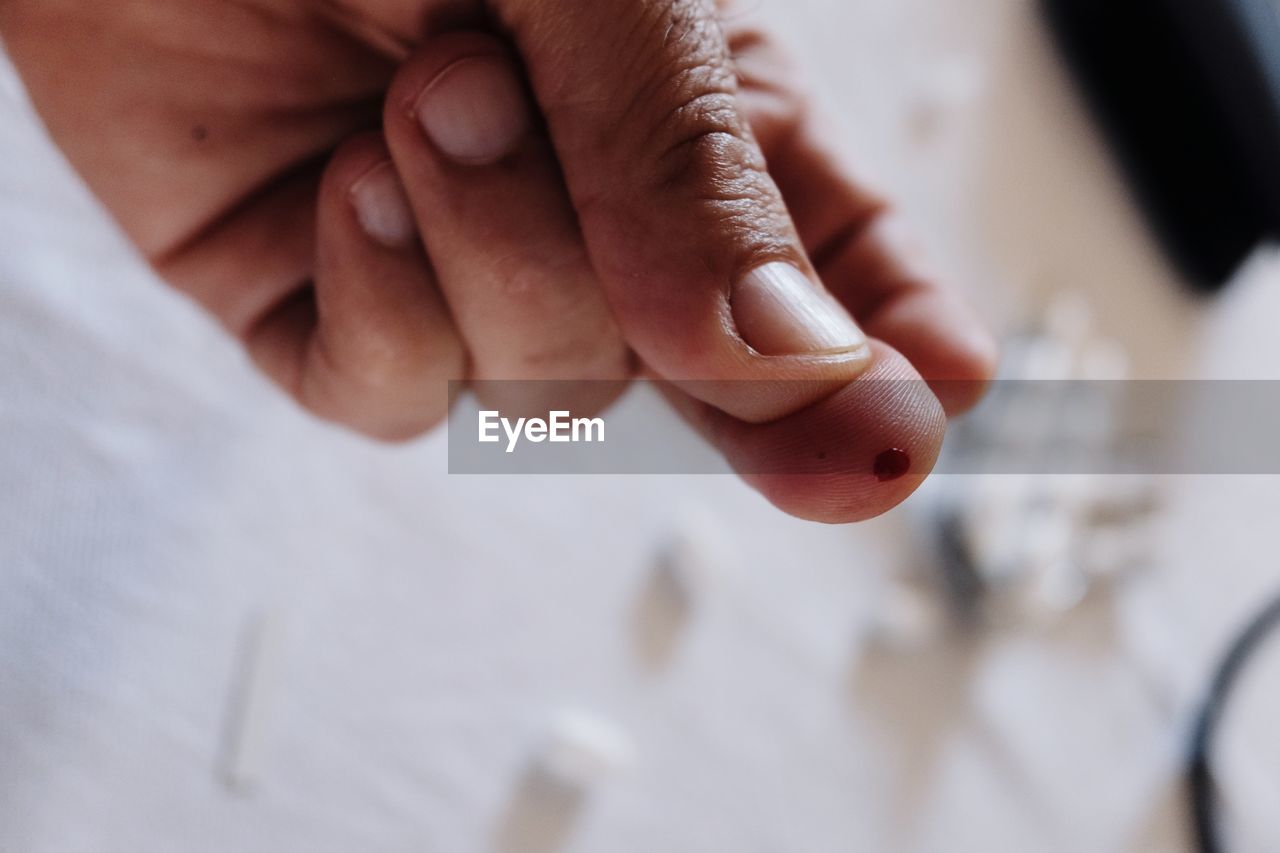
[490,248,584,301]
[317,323,441,396]
[494,0,798,265]
[561,1,736,168]
[634,63,796,264]
[666,126,792,246]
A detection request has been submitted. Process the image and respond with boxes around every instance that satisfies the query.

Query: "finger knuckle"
[658,114,793,258]
[319,328,437,397]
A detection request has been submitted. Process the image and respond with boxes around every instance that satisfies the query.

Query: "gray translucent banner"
[446,380,1280,475]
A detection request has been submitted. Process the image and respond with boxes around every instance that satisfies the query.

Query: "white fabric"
[3,1,1280,851]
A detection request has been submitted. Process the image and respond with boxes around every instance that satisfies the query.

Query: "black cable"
[1187,588,1280,853]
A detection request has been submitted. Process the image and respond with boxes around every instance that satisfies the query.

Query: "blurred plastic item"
[219,609,286,792]
[653,506,730,604]
[498,710,633,853]
[633,508,731,672]
[536,709,635,791]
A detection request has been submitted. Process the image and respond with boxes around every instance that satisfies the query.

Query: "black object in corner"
[1041,0,1280,290]
[1187,588,1280,853]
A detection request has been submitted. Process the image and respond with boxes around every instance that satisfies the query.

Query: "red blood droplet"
[873,448,911,481]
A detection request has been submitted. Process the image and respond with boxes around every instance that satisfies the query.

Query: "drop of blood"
[873,448,911,481]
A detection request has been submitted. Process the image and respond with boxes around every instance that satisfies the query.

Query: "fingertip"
[930,328,999,416]
[384,31,524,158]
[322,134,421,252]
[678,343,947,523]
[348,410,451,444]
[304,133,466,441]
[322,132,394,196]
[381,28,632,406]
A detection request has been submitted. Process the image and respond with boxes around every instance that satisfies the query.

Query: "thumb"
[491,0,900,422]
[484,0,948,518]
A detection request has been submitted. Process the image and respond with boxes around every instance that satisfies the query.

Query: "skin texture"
[0,0,998,521]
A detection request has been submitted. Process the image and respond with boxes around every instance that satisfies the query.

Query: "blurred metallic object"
[1042,0,1280,288]
[871,296,1160,645]
[945,297,1158,627]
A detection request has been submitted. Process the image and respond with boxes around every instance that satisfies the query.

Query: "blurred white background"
[3,0,1280,851]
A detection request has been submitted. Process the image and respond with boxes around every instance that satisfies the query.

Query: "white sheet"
[4,1,1280,851]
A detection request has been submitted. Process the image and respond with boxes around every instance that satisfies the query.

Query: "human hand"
[0,0,996,521]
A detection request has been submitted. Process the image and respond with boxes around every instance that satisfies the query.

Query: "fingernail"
[349,162,417,249]
[731,262,867,356]
[415,55,531,165]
